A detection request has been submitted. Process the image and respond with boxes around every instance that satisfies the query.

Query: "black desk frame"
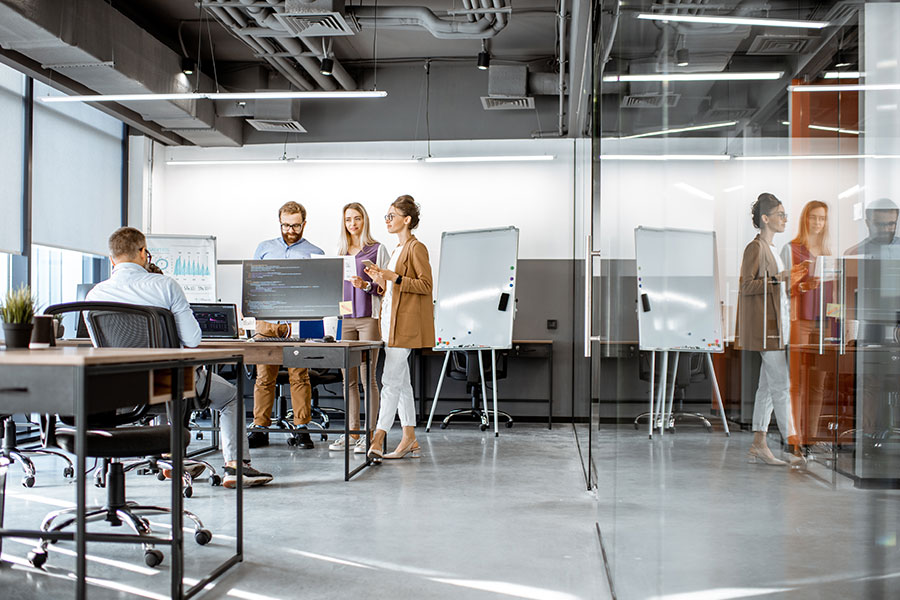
[0,353,245,600]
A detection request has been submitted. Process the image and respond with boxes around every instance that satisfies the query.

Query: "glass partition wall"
[590,2,900,597]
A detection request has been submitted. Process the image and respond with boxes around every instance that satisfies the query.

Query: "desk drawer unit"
[282,346,363,369]
[0,366,78,414]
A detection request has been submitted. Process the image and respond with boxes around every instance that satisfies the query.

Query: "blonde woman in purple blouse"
[329,202,390,454]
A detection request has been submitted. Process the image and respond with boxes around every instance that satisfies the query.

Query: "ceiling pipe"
[352,3,510,39]
[492,0,507,29]
[462,0,476,23]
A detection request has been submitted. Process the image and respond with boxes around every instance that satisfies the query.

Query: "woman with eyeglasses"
[329,202,390,455]
[736,193,804,467]
[780,201,834,450]
[363,195,435,460]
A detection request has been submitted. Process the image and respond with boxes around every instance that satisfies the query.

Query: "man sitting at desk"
[87,226,273,488]
[844,197,900,258]
[247,201,324,449]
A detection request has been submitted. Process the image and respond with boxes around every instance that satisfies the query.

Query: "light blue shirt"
[86,262,202,348]
[253,237,324,260]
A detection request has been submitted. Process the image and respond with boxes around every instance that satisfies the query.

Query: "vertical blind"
[32,81,122,256]
[0,63,25,255]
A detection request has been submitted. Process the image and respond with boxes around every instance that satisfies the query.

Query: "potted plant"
[1,285,37,349]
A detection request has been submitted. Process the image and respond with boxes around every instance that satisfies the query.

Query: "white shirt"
[379,245,403,342]
[86,262,202,348]
[770,243,790,342]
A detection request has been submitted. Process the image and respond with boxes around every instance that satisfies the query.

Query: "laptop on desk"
[190,303,240,339]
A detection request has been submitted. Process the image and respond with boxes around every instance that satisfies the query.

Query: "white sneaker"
[353,435,368,454]
[329,435,348,451]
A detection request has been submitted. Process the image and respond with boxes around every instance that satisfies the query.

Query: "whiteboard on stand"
[634,227,723,353]
[146,234,217,303]
[433,227,519,350]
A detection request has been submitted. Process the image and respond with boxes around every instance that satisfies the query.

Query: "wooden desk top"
[0,347,241,367]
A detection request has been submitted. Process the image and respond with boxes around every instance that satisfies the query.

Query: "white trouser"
[752,350,796,442]
[376,347,416,432]
[197,369,249,465]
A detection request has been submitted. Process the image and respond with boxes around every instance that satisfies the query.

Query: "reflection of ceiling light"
[790,83,900,92]
[674,182,714,201]
[781,121,791,126]
[835,63,854,68]
[637,13,829,29]
[838,184,862,200]
[808,124,861,135]
[615,120,737,140]
[604,72,783,82]
[735,154,880,161]
[423,155,555,163]
[39,90,388,103]
[167,158,419,165]
[723,185,744,193]
[600,155,731,161]
[823,71,861,79]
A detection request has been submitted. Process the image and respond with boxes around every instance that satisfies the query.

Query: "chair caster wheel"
[22,476,35,488]
[506,421,514,429]
[210,474,222,486]
[183,486,193,498]
[440,423,448,430]
[194,529,212,545]
[156,472,166,481]
[63,466,75,478]
[196,433,204,440]
[633,422,639,430]
[286,437,299,447]
[321,434,328,441]
[480,424,488,431]
[27,549,47,568]
[144,549,164,567]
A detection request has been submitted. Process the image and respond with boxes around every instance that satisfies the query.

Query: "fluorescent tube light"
[834,63,854,68]
[808,124,861,135]
[422,155,555,163]
[166,158,418,166]
[600,155,732,161]
[637,13,830,29]
[603,72,783,82]
[38,90,388,103]
[823,71,861,79]
[617,120,737,140]
[736,154,874,161]
[790,83,900,93]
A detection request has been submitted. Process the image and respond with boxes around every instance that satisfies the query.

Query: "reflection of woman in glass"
[781,201,832,448]
[736,193,802,466]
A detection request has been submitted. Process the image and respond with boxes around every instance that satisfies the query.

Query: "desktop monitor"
[846,257,900,344]
[241,258,344,320]
[191,303,239,339]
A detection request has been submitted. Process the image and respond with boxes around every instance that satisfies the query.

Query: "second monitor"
[242,258,344,320]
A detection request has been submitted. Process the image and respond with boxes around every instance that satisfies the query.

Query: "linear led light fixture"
[735,154,878,161]
[422,155,555,163]
[823,71,862,79]
[166,158,418,166]
[617,120,737,140]
[637,13,830,29]
[38,90,388,103]
[600,155,732,161]
[790,83,900,93]
[603,72,783,82]
[808,124,861,135]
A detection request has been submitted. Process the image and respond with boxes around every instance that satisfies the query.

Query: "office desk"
[417,341,554,429]
[0,347,245,600]
[200,340,381,481]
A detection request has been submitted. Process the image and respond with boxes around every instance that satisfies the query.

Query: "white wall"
[148,139,579,305]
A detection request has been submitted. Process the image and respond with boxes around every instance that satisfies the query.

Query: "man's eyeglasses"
[141,248,152,262]
[280,223,304,232]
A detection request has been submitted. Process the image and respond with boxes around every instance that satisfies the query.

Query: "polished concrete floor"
[0,423,604,599]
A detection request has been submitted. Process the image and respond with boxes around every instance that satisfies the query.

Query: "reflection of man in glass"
[844,198,900,258]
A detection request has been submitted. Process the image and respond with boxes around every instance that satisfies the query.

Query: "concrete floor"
[0,423,605,600]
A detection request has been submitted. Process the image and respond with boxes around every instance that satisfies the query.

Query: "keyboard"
[251,336,306,343]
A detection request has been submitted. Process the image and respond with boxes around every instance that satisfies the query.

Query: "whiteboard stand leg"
[666,352,679,432]
[426,351,451,432]
[648,351,655,439]
[706,353,730,436]
[491,349,499,437]
[477,351,490,431]
[657,351,669,437]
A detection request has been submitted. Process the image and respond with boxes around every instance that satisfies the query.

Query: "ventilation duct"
[274,0,359,37]
[480,66,564,111]
[247,96,306,133]
[352,2,510,39]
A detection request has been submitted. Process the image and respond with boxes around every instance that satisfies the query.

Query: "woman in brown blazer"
[364,195,435,460]
[736,193,803,466]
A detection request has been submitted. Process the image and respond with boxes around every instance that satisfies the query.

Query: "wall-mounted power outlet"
[546,319,558,330]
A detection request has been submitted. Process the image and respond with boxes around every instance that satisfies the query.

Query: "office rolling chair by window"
[32,301,214,569]
[439,350,513,431]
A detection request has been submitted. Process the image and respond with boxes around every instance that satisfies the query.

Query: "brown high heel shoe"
[383,439,421,460]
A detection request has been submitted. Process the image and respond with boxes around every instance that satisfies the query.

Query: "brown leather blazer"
[383,235,436,349]
[735,235,785,351]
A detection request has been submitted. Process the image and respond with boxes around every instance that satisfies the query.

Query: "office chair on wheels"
[1,415,74,488]
[29,302,214,569]
[634,352,713,433]
[440,351,513,431]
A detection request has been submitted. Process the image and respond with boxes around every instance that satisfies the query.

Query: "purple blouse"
[343,243,381,319]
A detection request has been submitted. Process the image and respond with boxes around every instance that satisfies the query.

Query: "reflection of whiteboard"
[434,227,519,350]
[635,227,723,352]
[146,234,217,303]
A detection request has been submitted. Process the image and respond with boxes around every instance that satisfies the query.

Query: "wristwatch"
[395,275,403,286]
[364,281,373,292]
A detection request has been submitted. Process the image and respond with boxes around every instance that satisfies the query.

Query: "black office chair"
[440,350,513,431]
[268,368,342,443]
[1,415,73,488]
[29,302,213,568]
[634,352,713,432]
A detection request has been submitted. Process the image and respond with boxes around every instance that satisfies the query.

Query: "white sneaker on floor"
[353,435,367,454]
[329,435,348,451]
